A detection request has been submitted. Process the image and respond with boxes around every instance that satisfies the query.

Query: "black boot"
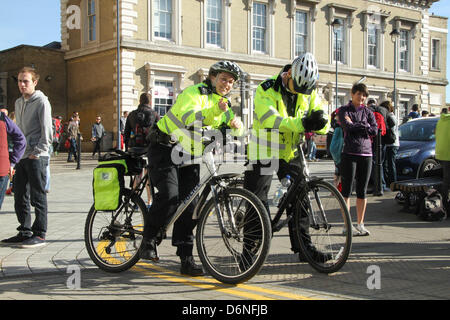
[139,238,159,261]
[180,256,204,276]
[298,245,332,263]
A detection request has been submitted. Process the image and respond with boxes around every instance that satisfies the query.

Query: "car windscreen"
[398,121,436,142]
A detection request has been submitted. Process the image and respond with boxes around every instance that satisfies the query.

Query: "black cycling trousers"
[340,153,372,199]
[243,159,311,253]
[146,143,199,257]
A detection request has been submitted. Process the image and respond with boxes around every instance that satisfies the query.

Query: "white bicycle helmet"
[209,61,242,81]
[291,52,319,94]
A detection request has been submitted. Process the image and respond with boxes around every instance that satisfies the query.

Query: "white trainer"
[342,225,361,236]
[355,224,370,236]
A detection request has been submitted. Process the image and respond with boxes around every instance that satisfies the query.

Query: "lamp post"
[331,19,341,110]
[116,0,121,149]
[390,28,400,122]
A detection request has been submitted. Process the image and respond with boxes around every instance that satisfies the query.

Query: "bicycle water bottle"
[272,175,291,207]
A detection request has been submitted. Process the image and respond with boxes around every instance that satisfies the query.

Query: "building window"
[399,30,409,72]
[367,24,379,68]
[431,39,441,70]
[87,0,96,41]
[206,0,223,47]
[153,81,174,116]
[154,0,172,39]
[295,11,307,57]
[252,3,267,53]
[333,18,345,63]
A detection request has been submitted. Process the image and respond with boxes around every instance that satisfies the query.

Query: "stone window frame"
[327,3,357,66]
[393,16,419,75]
[148,0,182,45]
[362,10,390,71]
[430,38,441,71]
[81,0,100,47]
[144,62,187,101]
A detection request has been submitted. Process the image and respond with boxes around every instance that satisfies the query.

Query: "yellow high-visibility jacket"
[248,69,330,162]
[157,81,235,156]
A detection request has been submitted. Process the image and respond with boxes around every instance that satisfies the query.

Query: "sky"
[0,0,449,101]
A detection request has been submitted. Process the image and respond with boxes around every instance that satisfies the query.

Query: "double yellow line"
[134,262,316,300]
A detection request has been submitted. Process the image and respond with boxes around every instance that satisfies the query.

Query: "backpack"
[382,113,397,145]
[416,188,447,222]
[52,118,62,143]
[133,107,157,148]
[372,109,386,137]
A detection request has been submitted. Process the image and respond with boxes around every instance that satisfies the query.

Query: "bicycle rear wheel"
[84,189,145,272]
[294,179,352,274]
[196,187,271,284]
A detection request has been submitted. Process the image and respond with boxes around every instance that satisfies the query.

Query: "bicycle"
[84,139,272,284]
[233,137,353,274]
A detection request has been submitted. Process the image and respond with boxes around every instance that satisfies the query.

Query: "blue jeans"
[67,138,77,161]
[13,157,48,238]
[0,175,9,210]
[307,140,317,160]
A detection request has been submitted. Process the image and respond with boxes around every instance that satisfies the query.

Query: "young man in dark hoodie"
[1,67,53,248]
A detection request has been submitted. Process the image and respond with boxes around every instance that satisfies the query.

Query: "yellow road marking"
[137,262,315,300]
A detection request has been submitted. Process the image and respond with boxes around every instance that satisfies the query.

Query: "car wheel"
[418,159,438,178]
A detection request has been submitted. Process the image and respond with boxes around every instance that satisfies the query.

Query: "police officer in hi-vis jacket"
[140,61,243,276]
[244,53,331,263]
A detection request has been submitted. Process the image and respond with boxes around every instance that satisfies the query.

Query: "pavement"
[0,153,449,301]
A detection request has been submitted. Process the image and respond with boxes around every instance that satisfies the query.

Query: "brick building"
[1,0,448,150]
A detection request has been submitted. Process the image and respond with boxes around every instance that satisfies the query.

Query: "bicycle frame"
[270,139,321,231]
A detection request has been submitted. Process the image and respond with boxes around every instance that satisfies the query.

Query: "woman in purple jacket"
[338,83,378,236]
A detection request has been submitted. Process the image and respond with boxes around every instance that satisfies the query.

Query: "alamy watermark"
[366,265,381,290]
[66,265,81,290]
[66,5,81,30]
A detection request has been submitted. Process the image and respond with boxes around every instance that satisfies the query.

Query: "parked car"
[395,117,439,181]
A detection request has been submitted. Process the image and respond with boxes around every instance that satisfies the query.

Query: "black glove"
[302,110,328,132]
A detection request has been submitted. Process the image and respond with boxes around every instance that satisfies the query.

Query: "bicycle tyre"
[84,189,146,273]
[294,179,352,274]
[196,187,271,284]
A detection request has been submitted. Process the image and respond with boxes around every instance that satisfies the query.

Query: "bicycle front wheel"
[196,187,271,284]
[294,179,352,274]
[84,189,146,273]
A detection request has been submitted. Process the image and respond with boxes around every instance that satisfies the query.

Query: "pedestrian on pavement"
[0,110,26,209]
[329,109,344,192]
[120,111,128,150]
[124,93,159,209]
[244,53,331,263]
[1,67,53,248]
[338,83,378,236]
[67,115,81,162]
[380,100,399,188]
[139,61,243,276]
[421,110,429,117]
[91,115,105,159]
[52,115,63,155]
[435,110,450,212]
[305,131,318,161]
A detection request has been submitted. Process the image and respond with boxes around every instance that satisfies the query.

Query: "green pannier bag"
[93,161,126,211]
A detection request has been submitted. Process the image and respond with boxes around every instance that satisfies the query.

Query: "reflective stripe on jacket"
[156,81,234,156]
[248,71,329,162]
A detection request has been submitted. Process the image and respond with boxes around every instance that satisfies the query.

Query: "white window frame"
[201,0,231,51]
[81,0,99,46]
[153,80,174,117]
[144,62,187,101]
[399,29,410,72]
[362,10,388,71]
[247,0,275,57]
[367,24,380,68]
[294,10,308,57]
[252,2,267,53]
[148,0,181,45]
[431,38,441,71]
